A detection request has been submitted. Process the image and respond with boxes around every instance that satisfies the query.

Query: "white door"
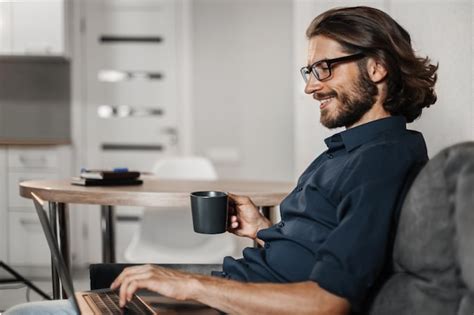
[83,0,181,173]
[81,0,186,262]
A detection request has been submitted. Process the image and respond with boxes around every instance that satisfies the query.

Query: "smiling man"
[110,6,438,315]
[6,6,438,315]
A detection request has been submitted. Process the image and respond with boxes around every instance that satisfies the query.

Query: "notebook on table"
[32,192,219,315]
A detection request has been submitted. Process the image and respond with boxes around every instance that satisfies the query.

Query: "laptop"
[32,193,219,315]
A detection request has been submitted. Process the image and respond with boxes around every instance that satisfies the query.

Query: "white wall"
[294,0,474,175]
[390,0,473,157]
[192,0,295,181]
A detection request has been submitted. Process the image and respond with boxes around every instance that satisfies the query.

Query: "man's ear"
[366,58,387,83]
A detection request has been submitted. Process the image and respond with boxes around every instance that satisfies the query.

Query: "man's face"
[304,35,378,129]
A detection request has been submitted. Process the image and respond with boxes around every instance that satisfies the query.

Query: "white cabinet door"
[11,0,64,55]
[8,171,58,209]
[8,212,51,266]
[8,147,59,169]
[0,2,12,54]
[5,146,71,266]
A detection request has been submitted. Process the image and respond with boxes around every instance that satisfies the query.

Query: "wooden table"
[20,177,294,299]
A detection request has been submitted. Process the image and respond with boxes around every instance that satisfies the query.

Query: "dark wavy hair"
[306,6,438,122]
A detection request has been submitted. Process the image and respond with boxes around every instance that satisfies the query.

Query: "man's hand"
[227,193,271,241]
[110,264,200,307]
[110,264,350,314]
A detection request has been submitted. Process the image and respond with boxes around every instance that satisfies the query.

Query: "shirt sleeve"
[309,144,416,311]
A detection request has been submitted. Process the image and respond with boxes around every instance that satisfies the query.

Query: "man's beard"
[319,69,378,129]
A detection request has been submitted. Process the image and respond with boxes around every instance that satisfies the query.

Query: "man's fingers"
[119,271,154,307]
[120,279,155,307]
[111,265,141,289]
[228,193,251,205]
[227,215,240,230]
[112,264,154,289]
[125,280,139,304]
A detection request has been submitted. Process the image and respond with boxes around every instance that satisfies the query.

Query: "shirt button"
[327,153,334,159]
[264,243,270,249]
[278,221,285,228]
[296,186,303,192]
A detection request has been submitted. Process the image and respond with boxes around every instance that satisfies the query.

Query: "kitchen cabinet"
[0,2,12,54]
[0,0,65,56]
[0,145,71,266]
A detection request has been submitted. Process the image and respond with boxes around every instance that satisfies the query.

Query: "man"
[6,6,437,315]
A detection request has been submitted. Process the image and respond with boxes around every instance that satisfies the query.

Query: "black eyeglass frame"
[300,52,366,82]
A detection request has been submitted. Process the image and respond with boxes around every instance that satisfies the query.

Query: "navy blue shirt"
[221,116,428,311]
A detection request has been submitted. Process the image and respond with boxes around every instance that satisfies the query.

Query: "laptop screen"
[32,193,81,313]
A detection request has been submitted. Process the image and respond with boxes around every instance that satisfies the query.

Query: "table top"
[20,176,295,207]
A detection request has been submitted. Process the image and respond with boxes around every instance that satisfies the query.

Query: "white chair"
[124,156,237,263]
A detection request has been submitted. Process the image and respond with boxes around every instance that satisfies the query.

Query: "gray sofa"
[369,142,474,315]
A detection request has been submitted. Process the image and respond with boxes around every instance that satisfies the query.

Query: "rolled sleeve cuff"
[309,261,368,312]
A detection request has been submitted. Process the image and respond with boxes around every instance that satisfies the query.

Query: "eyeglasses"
[300,53,366,83]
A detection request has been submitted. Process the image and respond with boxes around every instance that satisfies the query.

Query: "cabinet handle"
[20,219,39,226]
[19,156,47,167]
[24,45,53,54]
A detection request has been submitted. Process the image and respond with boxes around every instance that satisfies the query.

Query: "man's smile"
[315,92,337,110]
[319,96,335,110]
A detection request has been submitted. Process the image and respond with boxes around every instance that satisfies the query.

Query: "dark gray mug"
[190,191,228,234]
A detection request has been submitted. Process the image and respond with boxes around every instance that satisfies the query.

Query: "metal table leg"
[57,202,70,299]
[48,202,60,299]
[101,205,116,263]
[49,202,70,299]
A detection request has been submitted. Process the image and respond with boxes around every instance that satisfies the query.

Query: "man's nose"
[304,75,323,94]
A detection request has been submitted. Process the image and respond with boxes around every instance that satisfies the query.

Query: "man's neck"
[346,102,391,129]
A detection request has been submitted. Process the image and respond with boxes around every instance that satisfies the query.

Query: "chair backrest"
[152,156,218,180]
[123,156,233,264]
[368,142,474,315]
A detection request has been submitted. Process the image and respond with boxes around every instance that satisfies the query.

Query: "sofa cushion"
[369,142,474,315]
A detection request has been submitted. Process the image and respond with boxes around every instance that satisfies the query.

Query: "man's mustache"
[314,91,337,101]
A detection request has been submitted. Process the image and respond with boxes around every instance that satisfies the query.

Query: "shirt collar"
[324,116,407,152]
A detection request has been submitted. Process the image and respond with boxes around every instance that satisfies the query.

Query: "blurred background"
[0,0,472,309]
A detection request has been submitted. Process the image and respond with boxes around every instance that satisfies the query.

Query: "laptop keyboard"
[84,290,154,314]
